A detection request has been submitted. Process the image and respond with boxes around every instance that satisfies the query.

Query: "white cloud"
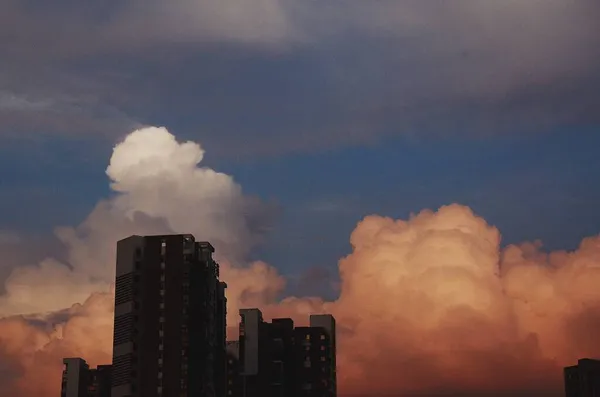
[0,126,281,317]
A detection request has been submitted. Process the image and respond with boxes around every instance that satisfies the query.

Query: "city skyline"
[1,0,600,396]
[61,233,338,397]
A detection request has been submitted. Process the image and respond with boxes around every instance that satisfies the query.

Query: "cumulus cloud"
[325,205,600,396]
[0,126,285,395]
[2,128,600,396]
[0,126,278,317]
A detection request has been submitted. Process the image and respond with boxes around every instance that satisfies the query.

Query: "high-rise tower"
[111,234,226,397]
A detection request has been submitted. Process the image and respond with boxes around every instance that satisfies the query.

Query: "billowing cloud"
[0,126,278,317]
[1,128,600,396]
[262,205,600,396]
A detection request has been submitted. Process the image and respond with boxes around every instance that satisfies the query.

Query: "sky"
[0,0,600,396]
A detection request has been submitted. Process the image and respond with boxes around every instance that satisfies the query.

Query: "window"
[160,274,165,281]
[320,345,325,351]
[304,360,311,368]
[159,316,165,323]
[321,356,326,361]
[305,334,310,340]
[159,344,163,351]
[158,372,162,379]
[320,334,326,340]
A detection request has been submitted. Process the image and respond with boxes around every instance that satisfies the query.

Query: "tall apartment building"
[294,315,337,397]
[112,234,227,397]
[238,308,271,396]
[61,358,111,397]
[308,314,337,397]
[565,358,600,397]
[236,309,337,397]
[269,318,296,397]
[226,341,242,397]
[89,365,112,397]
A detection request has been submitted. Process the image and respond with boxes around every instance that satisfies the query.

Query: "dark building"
[216,281,229,397]
[236,309,337,397]
[238,308,271,397]
[308,314,337,397]
[61,358,111,397]
[293,325,335,397]
[112,234,227,397]
[268,318,296,397]
[89,365,112,397]
[226,341,242,397]
[565,358,600,397]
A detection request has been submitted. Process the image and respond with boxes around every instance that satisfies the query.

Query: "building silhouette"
[235,309,337,397]
[226,341,242,397]
[296,314,337,397]
[60,235,338,397]
[565,358,600,397]
[111,234,227,397]
[61,358,111,397]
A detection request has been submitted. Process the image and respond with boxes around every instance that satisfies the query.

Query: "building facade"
[61,358,111,397]
[565,358,600,397]
[226,341,242,397]
[308,314,337,397]
[111,234,227,397]
[235,309,337,397]
[89,365,112,397]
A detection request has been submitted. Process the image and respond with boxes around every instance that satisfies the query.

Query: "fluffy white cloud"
[0,126,280,317]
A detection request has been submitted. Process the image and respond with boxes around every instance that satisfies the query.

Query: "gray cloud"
[1,0,598,156]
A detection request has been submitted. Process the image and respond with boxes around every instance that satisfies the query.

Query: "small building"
[61,358,111,397]
[565,358,600,397]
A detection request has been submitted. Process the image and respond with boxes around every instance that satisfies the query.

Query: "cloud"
[0,126,278,317]
[110,0,296,47]
[258,204,600,396]
[2,128,600,396]
[2,0,599,155]
[0,231,21,245]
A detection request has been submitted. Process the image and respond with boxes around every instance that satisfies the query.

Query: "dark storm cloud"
[1,0,599,156]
